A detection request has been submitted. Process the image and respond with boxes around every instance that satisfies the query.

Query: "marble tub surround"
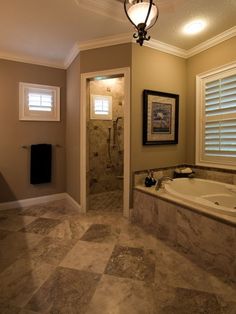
[134,164,236,187]
[0,200,235,313]
[135,184,236,226]
[133,189,236,283]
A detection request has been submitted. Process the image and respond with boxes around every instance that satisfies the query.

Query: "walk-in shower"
[87,76,124,211]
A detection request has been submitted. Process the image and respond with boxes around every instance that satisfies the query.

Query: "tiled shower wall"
[88,77,124,194]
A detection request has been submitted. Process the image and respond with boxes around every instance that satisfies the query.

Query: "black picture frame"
[143,89,179,145]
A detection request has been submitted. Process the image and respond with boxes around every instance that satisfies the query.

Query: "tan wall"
[80,44,132,74]
[186,37,236,164]
[66,54,81,203]
[131,44,187,172]
[0,59,66,202]
[66,44,131,204]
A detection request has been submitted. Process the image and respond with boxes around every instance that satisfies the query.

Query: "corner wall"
[66,44,132,205]
[186,37,236,164]
[131,44,187,172]
[0,59,66,202]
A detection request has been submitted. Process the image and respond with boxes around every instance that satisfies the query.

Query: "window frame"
[19,82,60,121]
[90,94,112,120]
[196,62,236,170]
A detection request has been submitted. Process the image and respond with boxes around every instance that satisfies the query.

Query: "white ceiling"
[0,0,235,68]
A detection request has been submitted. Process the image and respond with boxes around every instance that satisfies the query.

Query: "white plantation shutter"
[204,74,236,157]
[19,82,60,121]
[28,92,53,112]
[196,63,236,169]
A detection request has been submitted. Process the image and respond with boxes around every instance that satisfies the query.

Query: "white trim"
[80,67,131,218]
[64,42,80,69]
[0,192,82,212]
[144,38,187,59]
[187,26,236,58]
[1,26,235,69]
[66,193,82,212]
[0,193,67,211]
[0,52,65,69]
[79,33,132,52]
[195,61,236,170]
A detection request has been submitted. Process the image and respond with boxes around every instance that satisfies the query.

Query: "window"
[196,62,236,169]
[19,82,60,121]
[90,95,112,120]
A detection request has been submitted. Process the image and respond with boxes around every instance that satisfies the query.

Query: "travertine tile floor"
[0,199,236,314]
[89,190,123,212]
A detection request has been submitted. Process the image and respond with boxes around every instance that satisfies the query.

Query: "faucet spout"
[155,176,173,190]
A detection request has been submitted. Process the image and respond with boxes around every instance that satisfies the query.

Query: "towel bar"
[21,144,62,149]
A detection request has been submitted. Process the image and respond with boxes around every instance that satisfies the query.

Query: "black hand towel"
[30,144,52,184]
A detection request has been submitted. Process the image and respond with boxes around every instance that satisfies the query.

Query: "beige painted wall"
[66,44,131,204]
[80,44,132,74]
[66,54,81,203]
[131,44,187,172]
[186,37,236,163]
[0,59,66,202]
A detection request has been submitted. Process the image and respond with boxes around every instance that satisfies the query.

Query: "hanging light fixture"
[124,0,159,46]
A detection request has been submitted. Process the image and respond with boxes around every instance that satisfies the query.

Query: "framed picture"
[143,90,179,145]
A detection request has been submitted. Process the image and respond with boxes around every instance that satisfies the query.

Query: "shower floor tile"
[89,190,123,212]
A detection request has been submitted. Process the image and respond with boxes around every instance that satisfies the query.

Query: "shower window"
[90,95,112,120]
[196,62,236,169]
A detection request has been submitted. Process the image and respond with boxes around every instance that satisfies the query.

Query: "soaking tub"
[164,178,236,217]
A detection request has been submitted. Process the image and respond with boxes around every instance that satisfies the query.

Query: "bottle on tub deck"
[145,170,156,187]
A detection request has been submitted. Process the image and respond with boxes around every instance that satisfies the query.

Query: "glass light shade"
[127,2,157,27]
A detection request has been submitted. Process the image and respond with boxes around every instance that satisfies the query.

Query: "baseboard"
[0,193,68,211]
[66,193,83,212]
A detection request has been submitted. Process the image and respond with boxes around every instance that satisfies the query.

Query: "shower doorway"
[80,68,130,217]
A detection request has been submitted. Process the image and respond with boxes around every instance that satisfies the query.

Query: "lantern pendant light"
[124,0,159,46]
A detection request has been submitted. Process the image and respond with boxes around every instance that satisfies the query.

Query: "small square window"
[90,95,112,120]
[19,82,60,121]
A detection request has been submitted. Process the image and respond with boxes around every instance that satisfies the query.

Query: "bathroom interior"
[0,0,236,313]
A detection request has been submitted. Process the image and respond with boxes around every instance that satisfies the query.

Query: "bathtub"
[164,178,236,217]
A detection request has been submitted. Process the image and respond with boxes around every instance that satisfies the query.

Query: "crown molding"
[64,42,80,68]
[79,33,132,52]
[0,52,65,69]
[144,38,187,58]
[186,26,236,58]
[1,26,235,70]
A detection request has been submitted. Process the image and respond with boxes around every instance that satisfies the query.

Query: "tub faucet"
[155,176,173,190]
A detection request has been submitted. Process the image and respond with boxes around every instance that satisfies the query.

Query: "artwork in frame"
[143,90,179,145]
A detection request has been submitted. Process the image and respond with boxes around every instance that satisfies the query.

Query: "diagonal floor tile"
[0,258,55,308]
[80,223,119,243]
[0,232,43,273]
[105,245,156,282]
[153,285,226,314]
[20,218,61,235]
[47,217,91,241]
[25,267,101,314]
[86,274,154,314]
[60,241,114,274]
[21,236,75,266]
[0,214,36,232]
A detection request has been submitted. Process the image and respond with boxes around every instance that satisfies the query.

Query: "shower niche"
[87,76,124,211]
